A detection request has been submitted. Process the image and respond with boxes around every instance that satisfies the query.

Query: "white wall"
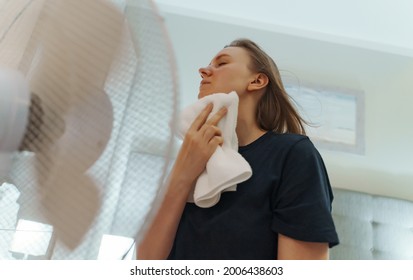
[154,0,413,201]
[154,0,413,57]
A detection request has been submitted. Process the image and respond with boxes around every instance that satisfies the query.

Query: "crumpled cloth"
[176,91,252,208]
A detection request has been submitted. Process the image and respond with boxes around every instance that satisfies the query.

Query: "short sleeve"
[271,138,339,247]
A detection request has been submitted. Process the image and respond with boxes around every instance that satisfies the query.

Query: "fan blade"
[15,0,123,250]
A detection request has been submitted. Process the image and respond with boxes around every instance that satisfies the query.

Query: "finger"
[203,125,222,142]
[188,103,213,132]
[205,106,227,127]
[209,135,224,147]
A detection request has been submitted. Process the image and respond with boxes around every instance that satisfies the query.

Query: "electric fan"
[0,0,178,259]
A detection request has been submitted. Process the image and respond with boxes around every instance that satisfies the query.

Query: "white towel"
[176,91,252,208]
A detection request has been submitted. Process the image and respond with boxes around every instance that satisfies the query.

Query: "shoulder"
[240,132,321,167]
[267,132,315,153]
[268,132,308,144]
[266,132,323,165]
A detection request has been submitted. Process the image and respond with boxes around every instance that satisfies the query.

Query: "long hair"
[226,39,307,135]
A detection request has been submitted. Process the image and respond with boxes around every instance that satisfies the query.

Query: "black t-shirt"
[168,131,339,260]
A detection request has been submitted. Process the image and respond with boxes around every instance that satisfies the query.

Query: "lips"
[200,80,211,86]
[198,81,211,99]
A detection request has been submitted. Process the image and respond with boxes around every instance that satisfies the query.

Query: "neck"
[236,99,266,146]
[235,89,268,146]
[236,121,266,146]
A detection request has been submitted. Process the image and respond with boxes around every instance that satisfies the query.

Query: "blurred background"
[154,0,413,201]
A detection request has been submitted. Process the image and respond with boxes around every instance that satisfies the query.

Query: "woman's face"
[198,46,255,99]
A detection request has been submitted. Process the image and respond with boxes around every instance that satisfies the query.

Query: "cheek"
[219,73,240,88]
[226,76,249,92]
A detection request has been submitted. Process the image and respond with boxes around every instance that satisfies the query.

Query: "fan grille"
[0,0,178,259]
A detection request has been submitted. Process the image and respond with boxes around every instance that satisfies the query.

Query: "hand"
[137,104,227,259]
[172,103,227,186]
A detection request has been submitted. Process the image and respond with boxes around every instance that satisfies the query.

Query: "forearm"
[137,104,227,259]
[137,168,195,260]
[277,234,329,260]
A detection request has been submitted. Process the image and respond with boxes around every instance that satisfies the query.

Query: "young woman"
[137,39,339,260]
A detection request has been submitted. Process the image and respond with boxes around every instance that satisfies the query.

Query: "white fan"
[0,0,178,259]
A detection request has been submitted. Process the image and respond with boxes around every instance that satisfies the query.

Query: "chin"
[199,90,232,99]
[198,91,212,99]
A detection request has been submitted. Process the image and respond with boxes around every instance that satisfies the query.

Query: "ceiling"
[153,0,413,200]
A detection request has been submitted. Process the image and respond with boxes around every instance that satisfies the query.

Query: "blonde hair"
[227,39,306,135]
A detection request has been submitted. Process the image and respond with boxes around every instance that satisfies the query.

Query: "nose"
[198,65,212,78]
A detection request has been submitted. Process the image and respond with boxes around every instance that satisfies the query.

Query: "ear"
[247,73,269,91]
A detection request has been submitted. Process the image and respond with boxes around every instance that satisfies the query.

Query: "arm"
[137,103,227,260]
[273,139,338,259]
[277,233,329,260]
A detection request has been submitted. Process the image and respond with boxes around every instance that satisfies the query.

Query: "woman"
[137,39,339,260]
